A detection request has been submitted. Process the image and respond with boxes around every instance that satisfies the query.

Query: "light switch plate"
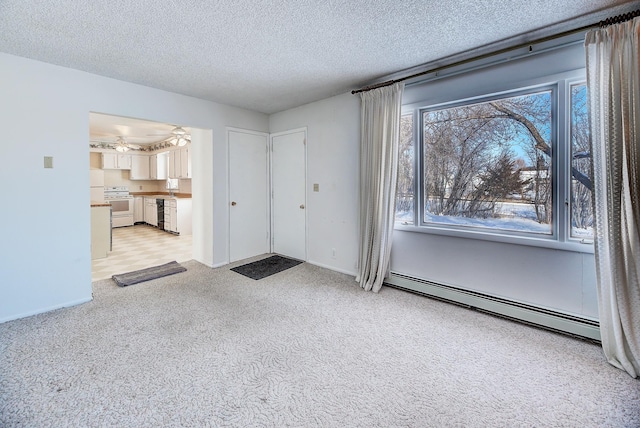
[44,156,53,168]
[313,183,319,192]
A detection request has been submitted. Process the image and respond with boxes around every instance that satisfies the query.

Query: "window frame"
[397,72,594,254]
[567,80,594,244]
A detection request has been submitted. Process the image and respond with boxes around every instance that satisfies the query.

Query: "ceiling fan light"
[115,136,130,152]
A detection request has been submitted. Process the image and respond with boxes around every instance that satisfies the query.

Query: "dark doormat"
[112,261,187,287]
[231,255,303,280]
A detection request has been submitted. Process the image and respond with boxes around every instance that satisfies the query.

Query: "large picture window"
[397,79,594,246]
[422,90,553,234]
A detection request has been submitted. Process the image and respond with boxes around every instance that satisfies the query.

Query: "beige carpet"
[1,257,638,427]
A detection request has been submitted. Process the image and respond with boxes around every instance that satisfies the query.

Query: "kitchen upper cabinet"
[150,152,168,180]
[149,155,156,179]
[130,155,150,180]
[169,149,180,178]
[168,145,191,179]
[180,146,191,179]
[102,153,131,170]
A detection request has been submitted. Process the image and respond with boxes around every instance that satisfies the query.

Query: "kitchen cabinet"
[133,196,144,223]
[91,205,111,259]
[169,149,180,178]
[150,152,168,180]
[180,146,191,178]
[102,153,131,170]
[144,197,158,227]
[163,198,192,235]
[130,155,150,180]
[164,199,177,233]
[168,145,191,179]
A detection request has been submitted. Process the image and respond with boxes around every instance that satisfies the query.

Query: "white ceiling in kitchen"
[89,113,191,147]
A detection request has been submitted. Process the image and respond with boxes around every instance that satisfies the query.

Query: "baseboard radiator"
[385,273,601,343]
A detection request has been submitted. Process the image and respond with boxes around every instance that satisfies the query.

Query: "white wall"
[391,232,598,317]
[0,52,268,322]
[270,93,361,275]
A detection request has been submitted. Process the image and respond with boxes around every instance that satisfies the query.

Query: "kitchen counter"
[91,201,111,207]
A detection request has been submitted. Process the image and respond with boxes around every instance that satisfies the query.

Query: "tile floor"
[91,224,193,282]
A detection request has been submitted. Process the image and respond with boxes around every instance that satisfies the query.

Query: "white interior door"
[271,129,307,260]
[229,129,269,262]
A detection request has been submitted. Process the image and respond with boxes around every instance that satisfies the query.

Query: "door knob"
[300,204,305,209]
[231,201,237,206]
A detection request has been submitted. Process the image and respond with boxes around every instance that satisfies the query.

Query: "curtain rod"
[351,8,640,95]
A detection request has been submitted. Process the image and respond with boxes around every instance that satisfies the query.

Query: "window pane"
[422,91,553,234]
[570,84,594,239]
[396,113,415,224]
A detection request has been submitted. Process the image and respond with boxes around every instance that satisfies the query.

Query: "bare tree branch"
[490,102,592,191]
[489,102,551,156]
[571,167,592,190]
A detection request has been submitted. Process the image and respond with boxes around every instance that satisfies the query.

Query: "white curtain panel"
[356,82,405,292]
[585,18,640,378]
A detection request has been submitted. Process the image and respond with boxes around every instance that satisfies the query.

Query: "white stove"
[104,187,134,227]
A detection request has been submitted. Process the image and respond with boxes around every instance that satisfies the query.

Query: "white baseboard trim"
[306,260,357,277]
[0,297,93,324]
[385,273,601,342]
[211,261,227,268]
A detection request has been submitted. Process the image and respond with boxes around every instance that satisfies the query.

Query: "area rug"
[231,255,303,280]
[112,261,186,287]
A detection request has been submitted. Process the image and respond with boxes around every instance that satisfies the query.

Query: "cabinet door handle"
[300,204,305,209]
[231,201,237,206]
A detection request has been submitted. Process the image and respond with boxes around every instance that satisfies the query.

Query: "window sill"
[394,223,594,254]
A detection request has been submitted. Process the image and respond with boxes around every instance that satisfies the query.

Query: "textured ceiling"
[1,1,638,114]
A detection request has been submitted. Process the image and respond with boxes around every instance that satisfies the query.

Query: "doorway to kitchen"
[89,112,199,281]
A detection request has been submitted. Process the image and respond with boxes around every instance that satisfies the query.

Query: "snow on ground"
[395,201,593,238]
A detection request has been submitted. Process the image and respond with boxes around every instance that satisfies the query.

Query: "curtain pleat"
[585,18,640,378]
[356,83,404,292]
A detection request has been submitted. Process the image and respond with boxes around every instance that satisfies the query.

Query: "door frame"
[227,127,270,263]
[269,127,308,260]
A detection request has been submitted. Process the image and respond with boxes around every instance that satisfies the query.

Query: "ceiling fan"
[147,125,191,147]
[113,136,141,152]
